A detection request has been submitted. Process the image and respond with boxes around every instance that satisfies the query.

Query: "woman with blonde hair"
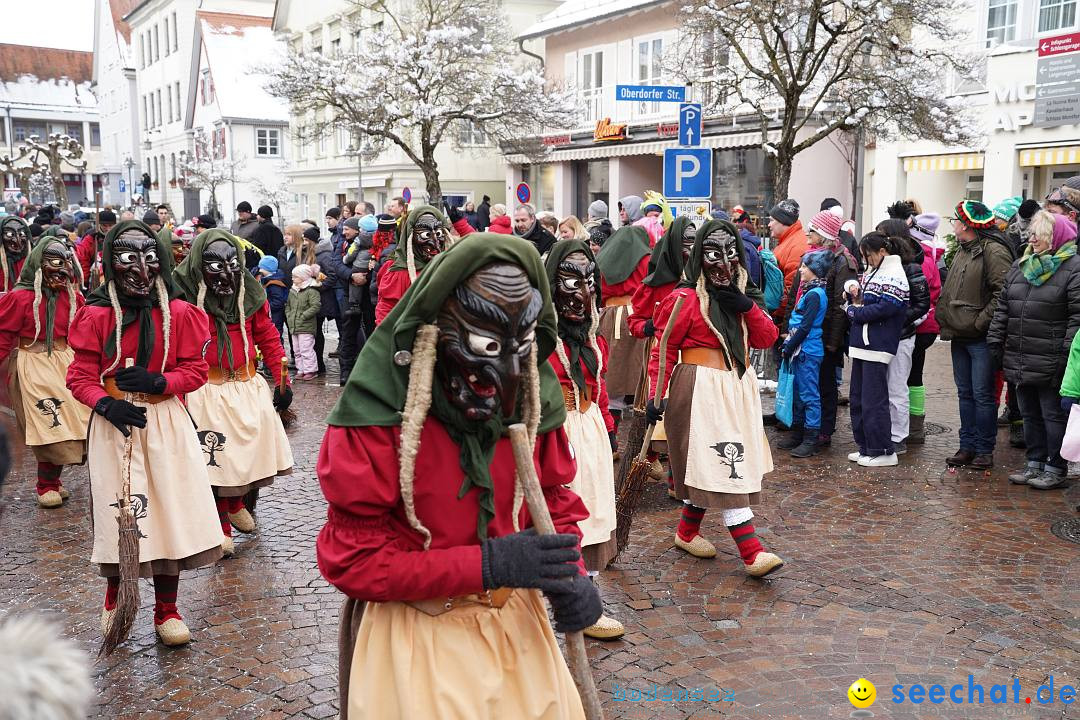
[559,215,589,241]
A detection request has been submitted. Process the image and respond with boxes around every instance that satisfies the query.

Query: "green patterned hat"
[954,200,996,229]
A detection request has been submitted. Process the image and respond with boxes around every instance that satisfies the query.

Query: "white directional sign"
[663,148,712,200]
[1038,54,1080,85]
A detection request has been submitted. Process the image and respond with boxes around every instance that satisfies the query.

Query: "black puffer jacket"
[901,260,931,340]
[823,250,859,352]
[986,253,1080,385]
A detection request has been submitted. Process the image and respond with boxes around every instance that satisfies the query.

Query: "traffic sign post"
[1034,33,1080,128]
[402,187,412,204]
[663,148,712,200]
[516,182,531,205]
[615,85,688,103]
[679,103,702,147]
[118,179,126,193]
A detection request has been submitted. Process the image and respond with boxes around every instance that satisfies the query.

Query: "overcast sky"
[0,0,94,51]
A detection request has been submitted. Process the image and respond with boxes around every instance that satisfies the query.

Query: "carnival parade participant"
[318,232,598,720]
[545,238,623,640]
[0,216,31,293]
[173,229,294,555]
[66,219,222,647]
[0,236,89,507]
[648,219,785,577]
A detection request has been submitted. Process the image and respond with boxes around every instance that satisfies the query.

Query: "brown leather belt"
[18,337,68,353]
[603,295,632,308]
[103,377,173,404]
[207,360,257,384]
[407,588,514,617]
[562,384,593,414]
[680,347,730,371]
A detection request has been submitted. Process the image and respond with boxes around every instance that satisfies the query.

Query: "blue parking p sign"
[663,148,712,200]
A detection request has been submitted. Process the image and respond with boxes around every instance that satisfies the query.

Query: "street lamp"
[124,156,135,208]
[346,139,364,205]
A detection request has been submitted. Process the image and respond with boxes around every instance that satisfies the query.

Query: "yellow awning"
[1019,146,1080,167]
[902,153,984,172]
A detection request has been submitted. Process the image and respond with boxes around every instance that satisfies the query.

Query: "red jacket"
[548,337,615,432]
[206,301,289,388]
[0,288,83,361]
[75,233,99,288]
[488,215,512,234]
[627,281,676,339]
[771,221,809,321]
[601,254,650,302]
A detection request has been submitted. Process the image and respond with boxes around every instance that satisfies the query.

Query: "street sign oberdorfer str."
[615,85,688,103]
[663,148,712,200]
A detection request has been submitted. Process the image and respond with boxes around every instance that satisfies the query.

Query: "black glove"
[643,318,656,337]
[114,366,167,394]
[274,384,293,412]
[94,396,147,437]
[646,399,666,424]
[781,340,795,362]
[443,200,463,224]
[608,430,618,453]
[480,529,580,592]
[544,574,602,633]
[714,285,754,313]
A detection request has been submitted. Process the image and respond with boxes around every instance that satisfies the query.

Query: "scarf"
[596,226,651,285]
[84,220,176,368]
[680,219,764,377]
[172,229,267,369]
[544,240,598,393]
[643,216,692,287]
[1020,241,1077,287]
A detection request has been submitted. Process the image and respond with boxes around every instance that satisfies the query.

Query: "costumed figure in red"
[0,216,31,293]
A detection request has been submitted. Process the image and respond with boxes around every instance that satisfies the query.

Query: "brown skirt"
[598,305,645,397]
[665,363,766,509]
[582,532,617,572]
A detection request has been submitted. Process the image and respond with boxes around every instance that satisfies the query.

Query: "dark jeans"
[338,309,367,384]
[951,339,997,455]
[850,358,893,456]
[907,332,937,385]
[818,349,845,437]
[1015,383,1067,470]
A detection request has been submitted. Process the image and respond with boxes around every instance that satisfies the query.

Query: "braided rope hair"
[98,276,172,383]
[0,246,9,293]
[195,275,250,370]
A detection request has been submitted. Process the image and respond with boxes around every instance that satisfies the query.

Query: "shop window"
[458,120,487,146]
[580,50,604,124]
[1039,0,1077,32]
[257,128,282,157]
[986,0,1018,46]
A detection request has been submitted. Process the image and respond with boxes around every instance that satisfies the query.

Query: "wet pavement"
[0,341,1076,720]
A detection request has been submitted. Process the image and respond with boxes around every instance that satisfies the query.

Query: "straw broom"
[277,357,296,428]
[100,359,140,657]
[614,295,684,556]
[507,423,604,720]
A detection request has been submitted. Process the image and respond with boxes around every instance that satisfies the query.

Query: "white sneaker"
[858,453,898,467]
[847,451,865,462]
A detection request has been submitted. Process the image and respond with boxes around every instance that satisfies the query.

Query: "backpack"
[758,248,784,312]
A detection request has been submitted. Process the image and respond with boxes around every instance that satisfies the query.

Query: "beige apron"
[89,396,223,575]
[14,346,90,447]
[348,589,585,720]
[598,303,645,397]
[563,404,616,548]
[185,374,293,496]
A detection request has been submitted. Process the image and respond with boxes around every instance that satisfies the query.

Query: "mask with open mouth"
[554,251,595,325]
[435,262,541,422]
[201,238,241,298]
[703,226,739,289]
[112,230,161,298]
[41,240,76,292]
[2,222,29,257]
[413,213,447,265]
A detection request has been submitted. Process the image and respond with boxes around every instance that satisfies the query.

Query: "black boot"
[775,427,804,450]
[1009,422,1026,448]
[789,428,821,458]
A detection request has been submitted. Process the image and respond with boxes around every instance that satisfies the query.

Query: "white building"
[864,0,1080,222]
[271,0,559,219]
[92,0,141,207]
[123,0,282,222]
[507,0,856,226]
[0,44,103,205]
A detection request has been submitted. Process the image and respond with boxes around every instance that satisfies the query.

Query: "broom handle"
[507,424,605,720]
[636,295,685,463]
[279,356,288,392]
[121,358,135,502]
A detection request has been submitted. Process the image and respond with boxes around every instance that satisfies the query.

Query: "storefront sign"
[990,82,1036,132]
[594,118,628,142]
[656,122,679,138]
[1038,31,1080,57]
[542,134,572,147]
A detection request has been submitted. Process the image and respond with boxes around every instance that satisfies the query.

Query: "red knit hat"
[808,210,843,242]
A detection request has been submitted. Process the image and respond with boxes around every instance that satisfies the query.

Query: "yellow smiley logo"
[847,678,876,709]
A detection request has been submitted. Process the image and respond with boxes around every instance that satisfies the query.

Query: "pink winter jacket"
[919,242,943,335]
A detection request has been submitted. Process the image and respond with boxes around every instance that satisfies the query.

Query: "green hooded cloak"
[172,228,267,370]
[596,225,651,285]
[0,216,31,287]
[11,233,78,354]
[679,219,764,378]
[389,204,450,273]
[85,219,176,368]
[643,215,693,287]
[544,239,598,394]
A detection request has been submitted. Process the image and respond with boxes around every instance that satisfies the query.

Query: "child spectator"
[286,264,322,380]
[777,250,832,457]
[257,255,289,338]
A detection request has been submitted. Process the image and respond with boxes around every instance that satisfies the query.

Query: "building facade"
[0,44,103,206]
[271,0,558,219]
[93,0,141,207]
[864,0,1080,222]
[508,0,856,227]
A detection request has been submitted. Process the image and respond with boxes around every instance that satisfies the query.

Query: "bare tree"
[677,0,978,199]
[264,0,579,203]
[0,134,88,205]
[179,128,246,221]
[252,162,293,227]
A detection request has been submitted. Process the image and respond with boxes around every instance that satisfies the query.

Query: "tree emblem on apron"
[197,430,227,467]
[35,397,63,428]
[110,493,149,538]
[711,441,745,479]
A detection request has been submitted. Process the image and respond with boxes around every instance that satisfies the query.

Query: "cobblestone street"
[0,342,1076,720]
